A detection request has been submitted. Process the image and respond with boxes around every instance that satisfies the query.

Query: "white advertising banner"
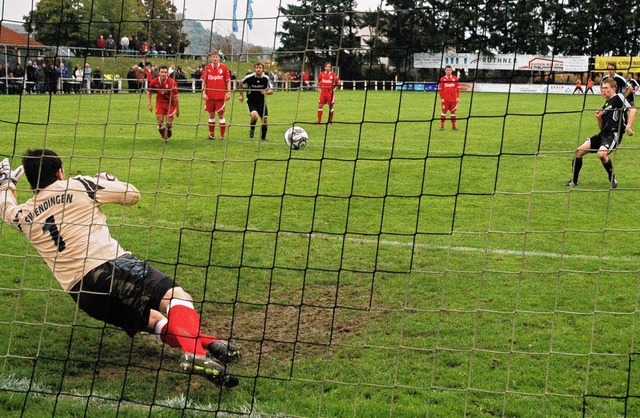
[414,53,589,72]
[461,83,601,95]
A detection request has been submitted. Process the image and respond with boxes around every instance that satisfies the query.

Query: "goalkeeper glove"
[0,158,24,185]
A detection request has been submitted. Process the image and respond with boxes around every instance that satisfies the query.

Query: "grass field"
[1,88,640,417]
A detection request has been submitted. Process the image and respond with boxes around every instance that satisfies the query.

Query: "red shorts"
[441,101,457,113]
[156,102,177,116]
[205,99,226,114]
[318,94,335,106]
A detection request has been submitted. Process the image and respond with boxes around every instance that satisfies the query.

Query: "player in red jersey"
[438,65,461,131]
[147,66,180,144]
[201,51,231,140]
[317,62,341,124]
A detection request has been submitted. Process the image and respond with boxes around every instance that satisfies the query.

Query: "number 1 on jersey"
[42,215,66,252]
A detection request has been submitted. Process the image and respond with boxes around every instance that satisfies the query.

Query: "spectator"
[26,61,37,93]
[106,34,116,56]
[84,63,92,93]
[127,65,140,91]
[35,63,46,94]
[141,41,149,55]
[190,65,202,90]
[120,35,130,55]
[135,66,145,92]
[97,35,106,56]
[13,63,26,93]
[302,70,311,90]
[57,62,70,93]
[166,43,174,56]
[73,64,83,93]
[44,62,58,94]
[131,36,141,55]
[92,65,103,92]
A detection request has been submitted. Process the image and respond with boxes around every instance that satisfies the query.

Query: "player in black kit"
[567,78,636,188]
[602,62,633,97]
[238,62,274,140]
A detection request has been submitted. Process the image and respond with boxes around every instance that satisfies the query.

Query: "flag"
[247,0,253,30]
[232,0,239,32]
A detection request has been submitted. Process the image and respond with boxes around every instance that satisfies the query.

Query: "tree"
[362,0,444,76]
[144,0,189,52]
[24,0,189,53]
[277,0,364,79]
[82,0,147,48]
[23,0,85,47]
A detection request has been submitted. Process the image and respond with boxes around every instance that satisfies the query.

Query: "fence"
[1,77,402,95]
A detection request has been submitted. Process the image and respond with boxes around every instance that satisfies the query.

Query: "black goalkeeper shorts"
[69,254,177,337]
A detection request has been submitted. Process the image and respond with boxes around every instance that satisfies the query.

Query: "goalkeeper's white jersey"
[0,175,140,291]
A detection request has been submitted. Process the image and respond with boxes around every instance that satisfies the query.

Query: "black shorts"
[247,102,268,118]
[69,254,177,337]
[589,132,621,153]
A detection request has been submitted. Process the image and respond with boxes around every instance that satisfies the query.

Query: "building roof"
[0,25,45,47]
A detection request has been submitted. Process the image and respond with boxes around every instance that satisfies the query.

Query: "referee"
[238,62,273,140]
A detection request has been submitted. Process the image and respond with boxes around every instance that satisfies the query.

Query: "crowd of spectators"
[1,55,314,95]
[0,59,106,95]
[96,34,179,57]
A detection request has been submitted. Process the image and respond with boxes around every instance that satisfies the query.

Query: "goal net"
[1,0,640,416]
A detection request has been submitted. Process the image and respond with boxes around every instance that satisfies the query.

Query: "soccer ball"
[284,126,308,150]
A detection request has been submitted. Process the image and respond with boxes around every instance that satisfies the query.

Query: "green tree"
[23,0,85,47]
[82,0,146,48]
[144,0,189,53]
[277,0,363,79]
[24,0,188,53]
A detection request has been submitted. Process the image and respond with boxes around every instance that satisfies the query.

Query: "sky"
[1,0,385,47]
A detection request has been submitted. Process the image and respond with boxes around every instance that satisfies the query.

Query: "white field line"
[124,218,634,264]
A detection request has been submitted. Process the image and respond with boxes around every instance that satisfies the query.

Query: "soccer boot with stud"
[611,175,618,189]
[179,352,239,388]
[206,340,241,364]
[566,180,578,186]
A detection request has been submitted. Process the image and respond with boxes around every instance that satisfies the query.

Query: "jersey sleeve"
[0,181,22,232]
[171,79,179,97]
[73,175,140,206]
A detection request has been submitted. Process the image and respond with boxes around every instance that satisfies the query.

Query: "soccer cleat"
[439,127,445,131]
[566,180,578,186]
[206,340,241,363]
[611,175,618,189]
[261,137,267,141]
[167,129,172,139]
[249,129,255,139]
[179,353,239,388]
[452,127,459,131]
[207,135,215,140]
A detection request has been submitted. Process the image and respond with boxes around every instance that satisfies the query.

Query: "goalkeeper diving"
[0,151,240,387]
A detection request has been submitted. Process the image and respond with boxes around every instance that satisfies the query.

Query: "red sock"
[317,109,323,123]
[219,120,226,138]
[208,119,216,136]
[440,115,446,127]
[451,115,457,128]
[328,109,334,123]
[198,334,221,350]
[166,305,206,356]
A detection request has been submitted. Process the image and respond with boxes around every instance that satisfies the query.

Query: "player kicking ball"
[0,151,240,387]
[147,66,179,144]
[238,62,273,140]
[566,78,636,188]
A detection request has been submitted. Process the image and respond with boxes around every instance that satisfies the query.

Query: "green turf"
[1,89,640,417]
